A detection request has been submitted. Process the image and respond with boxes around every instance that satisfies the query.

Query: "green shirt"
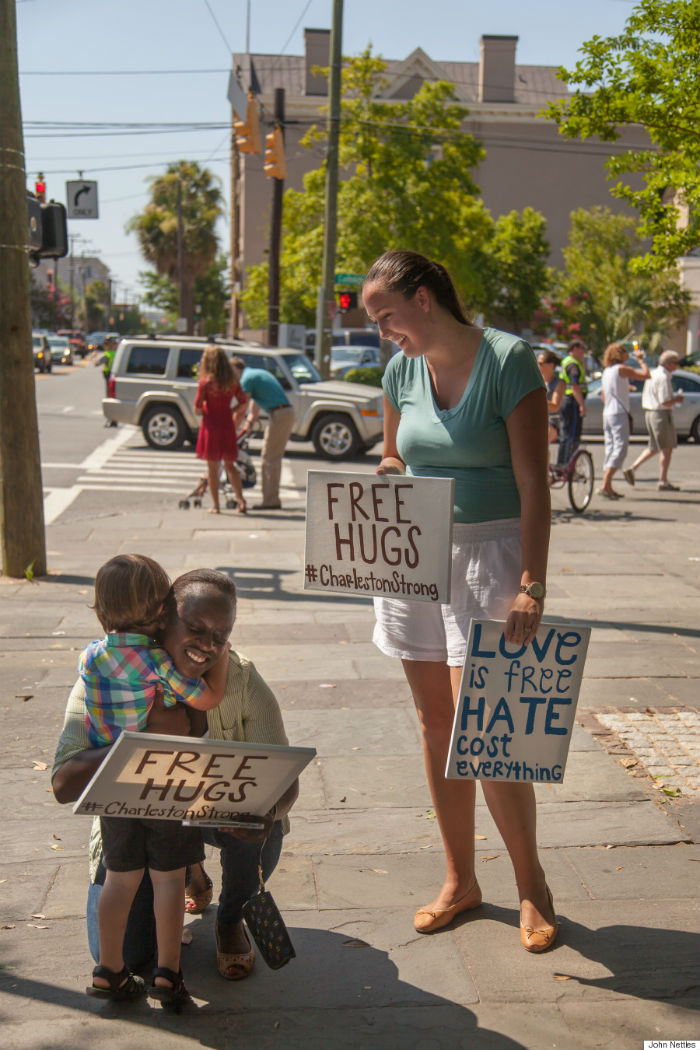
[382,328,544,523]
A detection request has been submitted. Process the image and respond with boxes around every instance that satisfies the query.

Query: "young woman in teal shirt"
[363,250,557,953]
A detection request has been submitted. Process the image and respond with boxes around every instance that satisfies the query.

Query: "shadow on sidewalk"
[214,565,371,606]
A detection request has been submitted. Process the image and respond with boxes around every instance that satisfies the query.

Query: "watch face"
[529,582,545,599]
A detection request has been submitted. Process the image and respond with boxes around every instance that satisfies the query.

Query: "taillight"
[108,377,116,397]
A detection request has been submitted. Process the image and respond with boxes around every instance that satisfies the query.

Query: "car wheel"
[690,415,700,444]
[141,405,187,450]
[311,413,361,459]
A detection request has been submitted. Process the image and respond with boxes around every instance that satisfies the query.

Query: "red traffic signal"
[35,173,46,203]
[338,291,358,311]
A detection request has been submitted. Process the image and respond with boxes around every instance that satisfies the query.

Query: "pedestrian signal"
[234,93,261,155]
[264,126,287,180]
[338,291,358,312]
[35,173,46,203]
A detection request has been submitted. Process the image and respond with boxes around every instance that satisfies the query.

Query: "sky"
[16,0,637,306]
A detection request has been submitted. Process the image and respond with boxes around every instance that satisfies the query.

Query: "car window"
[673,375,700,393]
[281,353,321,384]
[126,346,169,376]
[177,348,203,378]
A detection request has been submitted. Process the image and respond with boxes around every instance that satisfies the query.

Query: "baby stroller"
[178,435,257,510]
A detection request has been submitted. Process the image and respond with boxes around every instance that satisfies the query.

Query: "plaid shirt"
[80,632,206,747]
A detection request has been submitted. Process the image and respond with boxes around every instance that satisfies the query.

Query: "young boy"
[80,554,227,1008]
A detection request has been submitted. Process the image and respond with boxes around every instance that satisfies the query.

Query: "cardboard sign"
[304,470,455,603]
[446,619,590,783]
[73,732,316,825]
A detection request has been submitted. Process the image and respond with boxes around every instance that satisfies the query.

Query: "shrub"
[343,366,384,386]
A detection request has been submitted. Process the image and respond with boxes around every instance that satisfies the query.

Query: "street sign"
[66,180,99,219]
[334,273,364,285]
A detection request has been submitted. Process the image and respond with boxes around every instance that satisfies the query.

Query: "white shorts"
[373,518,522,667]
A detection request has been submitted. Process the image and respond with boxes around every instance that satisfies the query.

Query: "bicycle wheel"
[568,449,594,513]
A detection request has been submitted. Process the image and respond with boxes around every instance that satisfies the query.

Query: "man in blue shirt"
[232,358,295,510]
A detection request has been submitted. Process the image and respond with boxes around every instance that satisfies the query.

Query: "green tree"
[242,49,492,325]
[127,161,223,333]
[138,254,230,335]
[545,0,700,270]
[483,208,551,334]
[84,279,111,331]
[538,207,689,352]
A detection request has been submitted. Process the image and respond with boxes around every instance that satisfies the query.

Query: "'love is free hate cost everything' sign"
[304,471,455,603]
[446,619,591,783]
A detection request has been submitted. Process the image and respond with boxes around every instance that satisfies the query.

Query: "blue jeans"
[87,821,284,968]
[557,397,583,465]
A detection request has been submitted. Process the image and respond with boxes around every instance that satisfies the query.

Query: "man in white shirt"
[628,350,684,490]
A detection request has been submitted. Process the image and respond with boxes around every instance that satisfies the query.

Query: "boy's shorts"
[100,815,204,873]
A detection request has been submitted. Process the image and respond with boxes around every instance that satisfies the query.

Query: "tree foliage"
[243,49,550,333]
[127,161,223,332]
[545,0,700,269]
[532,207,689,352]
[483,208,551,334]
[139,254,230,335]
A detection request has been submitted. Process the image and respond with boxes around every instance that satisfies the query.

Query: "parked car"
[102,335,385,459]
[32,332,52,373]
[46,335,73,366]
[330,345,382,378]
[57,329,87,357]
[582,369,700,442]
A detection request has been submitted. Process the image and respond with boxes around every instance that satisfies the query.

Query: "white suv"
[102,336,384,459]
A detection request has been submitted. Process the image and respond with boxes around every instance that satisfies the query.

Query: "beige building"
[230,30,651,333]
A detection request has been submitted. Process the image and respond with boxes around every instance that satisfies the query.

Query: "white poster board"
[73,732,316,825]
[304,471,455,603]
[446,619,590,783]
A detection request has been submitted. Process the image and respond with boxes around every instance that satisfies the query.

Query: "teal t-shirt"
[382,328,544,523]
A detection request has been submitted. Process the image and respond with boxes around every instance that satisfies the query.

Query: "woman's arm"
[376,397,406,475]
[505,387,551,647]
[194,378,207,416]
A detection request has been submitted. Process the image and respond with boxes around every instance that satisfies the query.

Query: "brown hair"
[537,350,560,366]
[93,554,171,633]
[199,345,236,391]
[603,342,628,368]
[364,250,472,325]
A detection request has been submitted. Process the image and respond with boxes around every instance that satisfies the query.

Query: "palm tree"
[127,161,223,333]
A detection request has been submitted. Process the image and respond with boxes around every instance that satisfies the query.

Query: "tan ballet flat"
[520,884,558,953]
[414,880,482,933]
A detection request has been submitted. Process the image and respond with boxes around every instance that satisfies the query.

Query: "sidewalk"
[0,448,698,1050]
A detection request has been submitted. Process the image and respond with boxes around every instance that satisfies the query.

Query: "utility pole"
[177,180,187,333]
[316,0,343,379]
[229,124,241,338]
[267,87,285,348]
[0,0,47,577]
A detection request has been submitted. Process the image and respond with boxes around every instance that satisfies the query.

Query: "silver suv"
[102,336,385,460]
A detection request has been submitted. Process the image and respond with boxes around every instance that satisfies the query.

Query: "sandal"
[184,866,213,914]
[86,964,146,1000]
[216,923,255,981]
[148,967,190,1012]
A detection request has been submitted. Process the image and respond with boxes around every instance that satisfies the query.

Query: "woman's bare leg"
[207,460,220,513]
[222,459,246,512]
[402,660,477,910]
[481,781,554,929]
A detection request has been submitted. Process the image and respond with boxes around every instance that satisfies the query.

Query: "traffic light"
[338,291,358,312]
[35,173,46,203]
[25,193,68,262]
[264,126,286,180]
[234,93,261,154]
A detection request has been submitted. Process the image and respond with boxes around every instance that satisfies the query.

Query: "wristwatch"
[519,582,546,601]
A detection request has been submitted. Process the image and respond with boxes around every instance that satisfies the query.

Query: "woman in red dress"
[194,346,248,514]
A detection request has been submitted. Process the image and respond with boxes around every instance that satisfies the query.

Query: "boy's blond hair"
[93,554,171,633]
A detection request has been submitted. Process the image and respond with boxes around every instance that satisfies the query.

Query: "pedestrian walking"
[100,335,118,427]
[195,346,248,515]
[556,338,588,466]
[231,357,295,510]
[627,350,684,491]
[537,349,564,449]
[598,342,650,499]
[362,250,557,952]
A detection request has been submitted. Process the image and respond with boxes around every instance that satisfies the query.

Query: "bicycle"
[549,443,594,513]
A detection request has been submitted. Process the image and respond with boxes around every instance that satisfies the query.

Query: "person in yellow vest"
[99,336,118,428]
[556,339,588,466]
